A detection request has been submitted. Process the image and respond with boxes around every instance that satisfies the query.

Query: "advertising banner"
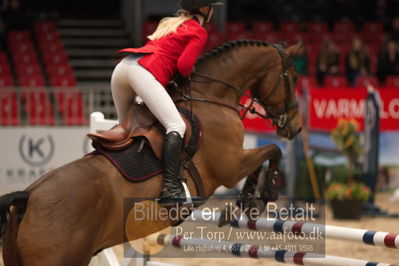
[309,88,399,131]
[0,127,90,193]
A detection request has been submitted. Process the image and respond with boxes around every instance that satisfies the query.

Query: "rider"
[112,0,223,206]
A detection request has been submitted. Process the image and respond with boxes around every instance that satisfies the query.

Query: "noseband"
[175,44,299,129]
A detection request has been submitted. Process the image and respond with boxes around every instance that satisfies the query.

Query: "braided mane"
[196,39,274,66]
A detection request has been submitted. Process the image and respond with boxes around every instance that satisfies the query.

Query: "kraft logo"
[19,134,55,167]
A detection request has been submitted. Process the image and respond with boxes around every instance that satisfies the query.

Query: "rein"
[175,44,298,128]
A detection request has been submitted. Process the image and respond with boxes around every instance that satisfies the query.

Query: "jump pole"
[145,234,398,266]
[190,211,399,249]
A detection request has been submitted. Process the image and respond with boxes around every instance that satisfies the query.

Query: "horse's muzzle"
[277,124,302,140]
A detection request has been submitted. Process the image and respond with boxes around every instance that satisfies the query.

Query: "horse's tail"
[0,191,29,238]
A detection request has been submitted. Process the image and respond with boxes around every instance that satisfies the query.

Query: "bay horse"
[0,40,302,265]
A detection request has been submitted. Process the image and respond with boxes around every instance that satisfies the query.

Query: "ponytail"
[148,10,193,40]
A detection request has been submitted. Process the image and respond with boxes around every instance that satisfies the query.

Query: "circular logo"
[19,134,55,167]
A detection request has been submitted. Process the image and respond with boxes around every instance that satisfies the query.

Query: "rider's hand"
[173,72,192,88]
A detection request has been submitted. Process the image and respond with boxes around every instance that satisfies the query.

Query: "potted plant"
[326,118,371,219]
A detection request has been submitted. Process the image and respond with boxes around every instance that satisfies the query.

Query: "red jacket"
[119,19,208,87]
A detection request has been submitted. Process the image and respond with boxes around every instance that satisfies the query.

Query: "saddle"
[88,104,205,199]
[88,104,195,160]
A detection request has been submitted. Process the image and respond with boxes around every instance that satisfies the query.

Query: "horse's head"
[252,42,303,140]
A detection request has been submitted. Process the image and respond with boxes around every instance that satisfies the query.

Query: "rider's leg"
[111,57,138,123]
[123,56,187,206]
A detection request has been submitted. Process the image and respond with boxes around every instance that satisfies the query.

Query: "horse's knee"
[269,144,282,159]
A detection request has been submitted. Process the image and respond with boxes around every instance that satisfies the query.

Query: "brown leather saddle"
[87,104,194,160]
[88,104,205,200]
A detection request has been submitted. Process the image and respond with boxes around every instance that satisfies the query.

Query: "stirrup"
[158,179,192,207]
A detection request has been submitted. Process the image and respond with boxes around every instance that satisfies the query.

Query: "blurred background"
[0,0,398,212]
[1,1,399,265]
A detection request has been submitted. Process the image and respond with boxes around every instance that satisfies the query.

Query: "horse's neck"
[194,46,276,105]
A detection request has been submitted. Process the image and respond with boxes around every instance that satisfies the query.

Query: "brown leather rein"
[174,44,299,129]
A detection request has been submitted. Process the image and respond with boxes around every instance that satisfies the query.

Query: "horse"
[0,40,302,266]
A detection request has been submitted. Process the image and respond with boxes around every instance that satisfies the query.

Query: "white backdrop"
[0,127,90,194]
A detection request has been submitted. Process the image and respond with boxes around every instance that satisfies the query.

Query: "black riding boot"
[159,131,186,206]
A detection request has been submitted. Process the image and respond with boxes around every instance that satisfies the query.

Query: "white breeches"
[111,55,186,137]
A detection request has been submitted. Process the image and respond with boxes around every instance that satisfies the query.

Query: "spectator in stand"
[293,43,308,75]
[316,39,340,85]
[388,17,399,43]
[377,39,399,82]
[346,37,370,85]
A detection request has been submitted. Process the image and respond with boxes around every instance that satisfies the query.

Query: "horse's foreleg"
[238,144,282,207]
[217,144,282,225]
[218,144,282,226]
[237,144,282,180]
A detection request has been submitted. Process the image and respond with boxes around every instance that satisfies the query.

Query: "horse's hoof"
[243,199,265,221]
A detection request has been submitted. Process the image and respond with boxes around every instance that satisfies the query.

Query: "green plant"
[325,182,371,201]
[326,118,370,202]
[331,118,362,183]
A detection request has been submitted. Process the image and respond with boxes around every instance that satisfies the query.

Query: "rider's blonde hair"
[148,10,193,40]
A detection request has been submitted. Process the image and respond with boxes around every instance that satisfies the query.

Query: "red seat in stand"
[35,21,57,34]
[205,32,226,51]
[363,22,384,34]
[254,32,282,43]
[46,63,74,76]
[21,89,55,125]
[13,52,39,64]
[7,30,31,43]
[385,76,399,88]
[354,76,379,88]
[19,75,46,87]
[279,22,300,34]
[297,76,318,90]
[0,90,20,125]
[43,52,69,65]
[307,22,329,34]
[37,32,62,43]
[324,76,348,88]
[50,74,77,87]
[0,62,11,75]
[0,74,14,87]
[333,21,355,33]
[15,63,42,76]
[54,89,85,125]
[8,41,34,53]
[226,22,246,35]
[227,31,253,41]
[253,21,274,34]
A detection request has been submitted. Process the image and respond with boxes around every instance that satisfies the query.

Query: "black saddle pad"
[94,108,202,183]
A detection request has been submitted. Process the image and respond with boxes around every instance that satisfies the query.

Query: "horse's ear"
[285,42,304,57]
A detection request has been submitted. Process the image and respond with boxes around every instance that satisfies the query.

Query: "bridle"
[174,44,299,129]
[257,43,299,128]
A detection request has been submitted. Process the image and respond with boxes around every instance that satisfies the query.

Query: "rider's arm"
[177,27,208,77]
